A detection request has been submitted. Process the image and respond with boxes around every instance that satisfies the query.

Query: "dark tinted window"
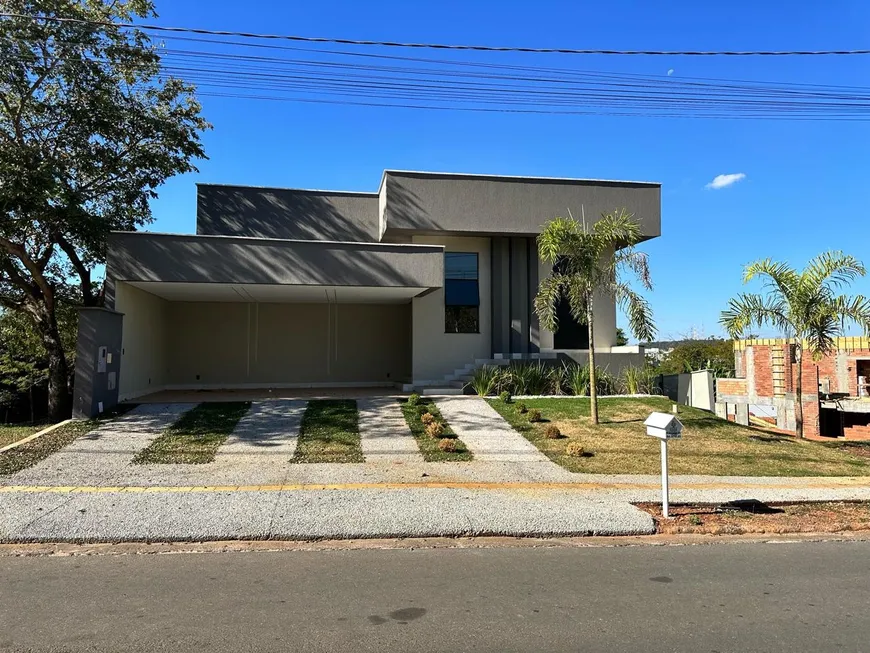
[444,252,479,332]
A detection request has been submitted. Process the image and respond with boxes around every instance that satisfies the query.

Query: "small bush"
[499,390,512,404]
[516,402,528,414]
[528,409,543,423]
[425,421,445,438]
[438,438,457,453]
[565,441,585,457]
[466,365,503,397]
[417,404,430,416]
[688,514,703,526]
[544,424,562,439]
[407,393,421,407]
[421,412,435,425]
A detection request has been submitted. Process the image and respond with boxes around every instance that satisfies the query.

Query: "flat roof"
[197,169,661,196]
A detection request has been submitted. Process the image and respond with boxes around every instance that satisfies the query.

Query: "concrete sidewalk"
[0,487,655,542]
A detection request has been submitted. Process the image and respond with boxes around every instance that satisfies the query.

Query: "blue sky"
[144,0,870,341]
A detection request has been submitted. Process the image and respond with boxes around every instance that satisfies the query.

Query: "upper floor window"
[445,252,479,333]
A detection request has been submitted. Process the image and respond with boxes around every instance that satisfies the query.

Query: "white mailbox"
[644,412,683,519]
[644,412,683,440]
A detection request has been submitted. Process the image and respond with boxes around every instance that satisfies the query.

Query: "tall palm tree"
[535,208,656,424]
[720,252,870,438]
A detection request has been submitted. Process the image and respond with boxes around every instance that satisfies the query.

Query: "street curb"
[0,420,71,454]
[3,531,870,557]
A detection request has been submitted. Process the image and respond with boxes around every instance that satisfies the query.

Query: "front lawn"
[399,399,472,462]
[0,424,47,449]
[133,402,251,464]
[292,399,363,463]
[487,396,870,477]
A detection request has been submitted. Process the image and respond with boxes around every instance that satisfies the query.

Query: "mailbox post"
[643,412,683,518]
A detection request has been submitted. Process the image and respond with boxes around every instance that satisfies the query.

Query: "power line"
[2,12,869,56]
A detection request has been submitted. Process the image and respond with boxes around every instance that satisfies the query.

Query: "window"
[445,252,479,333]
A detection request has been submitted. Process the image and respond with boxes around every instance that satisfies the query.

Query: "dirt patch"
[638,501,870,535]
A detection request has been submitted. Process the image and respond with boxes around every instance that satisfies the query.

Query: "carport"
[73,232,444,417]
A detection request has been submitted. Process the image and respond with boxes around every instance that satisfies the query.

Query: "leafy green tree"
[535,208,656,424]
[615,327,628,346]
[720,252,870,438]
[657,339,735,377]
[0,1,209,419]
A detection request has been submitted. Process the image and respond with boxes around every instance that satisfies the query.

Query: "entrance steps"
[403,351,558,394]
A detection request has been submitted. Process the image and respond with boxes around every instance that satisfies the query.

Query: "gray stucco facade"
[72,308,123,419]
[74,169,662,416]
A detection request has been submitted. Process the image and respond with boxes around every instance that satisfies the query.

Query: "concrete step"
[422,387,465,396]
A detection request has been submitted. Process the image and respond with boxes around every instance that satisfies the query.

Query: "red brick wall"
[717,378,747,396]
[844,350,870,396]
[752,346,774,397]
[802,398,820,438]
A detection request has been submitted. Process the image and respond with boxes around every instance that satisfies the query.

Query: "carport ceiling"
[126,281,427,303]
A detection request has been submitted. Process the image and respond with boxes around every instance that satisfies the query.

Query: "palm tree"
[535,208,656,424]
[720,252,870,438]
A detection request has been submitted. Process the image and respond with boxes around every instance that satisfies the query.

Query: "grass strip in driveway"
[133,402,251,465]
[487,396,870,477]
[0,404,139,476]
[399,399,472,462]
[292,400,363,463]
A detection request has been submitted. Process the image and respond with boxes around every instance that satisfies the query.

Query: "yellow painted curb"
[1,479,869,495]
[0,419,73,454]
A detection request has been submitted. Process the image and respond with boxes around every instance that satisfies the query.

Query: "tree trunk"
[587,299,599,425]
[32,298,71,422]
[794,344,804,439]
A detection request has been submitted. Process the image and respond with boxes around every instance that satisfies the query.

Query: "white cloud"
[705,173,746,190]
[667,68,674,76]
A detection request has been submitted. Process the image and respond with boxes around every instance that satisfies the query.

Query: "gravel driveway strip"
[435,397,555,463]
[3,403,197,487]
[358,397,424,463]
[215,400,305,463]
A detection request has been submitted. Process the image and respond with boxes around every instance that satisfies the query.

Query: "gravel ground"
[0,488,655,542]
[435,396,556,463]
[215,400,304,463]
[2,404,197,487]
[358,397,424,463]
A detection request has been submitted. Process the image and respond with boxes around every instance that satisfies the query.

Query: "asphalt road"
[2,540,869,652]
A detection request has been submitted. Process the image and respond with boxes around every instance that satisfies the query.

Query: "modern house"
[715,338,870,440]
[73,170,661,418]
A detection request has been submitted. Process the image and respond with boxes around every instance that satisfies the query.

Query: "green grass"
[0,423,47,448]
[487,396,870,477]
[0,404,140,476]
[292,399,363,463]
[133,402,251,465]
[399,399,472,462]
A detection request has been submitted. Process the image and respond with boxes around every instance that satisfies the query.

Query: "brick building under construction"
[715,338,870,440]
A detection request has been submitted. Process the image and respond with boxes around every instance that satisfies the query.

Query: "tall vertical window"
[445,252,479,333]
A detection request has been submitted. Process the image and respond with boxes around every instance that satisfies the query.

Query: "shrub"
[515,402,528,414]
[528,409,543,423]
[438,438,457,453]
[544,424,562,439]
[620,365,660,395]
[688,514,703,526]
[466,365,503,397]
[417,404,430,416]
[425,421,445,438]
[499,390,512,404]
[566,362,590,396]
[548,364,568,395]
[407,393,421,407]
[421,412,435,425]
[505,361,551,395]
[565,441,585,457]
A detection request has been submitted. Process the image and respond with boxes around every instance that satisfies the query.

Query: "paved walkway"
[216,400,304,463]
[435,396,555,463]
[0,487,655,541]
[358,397,423,464]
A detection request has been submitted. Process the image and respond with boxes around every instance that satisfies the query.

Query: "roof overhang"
[107,232,444,293]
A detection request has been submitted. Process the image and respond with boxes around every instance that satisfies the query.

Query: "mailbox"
[644,412,683,440]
